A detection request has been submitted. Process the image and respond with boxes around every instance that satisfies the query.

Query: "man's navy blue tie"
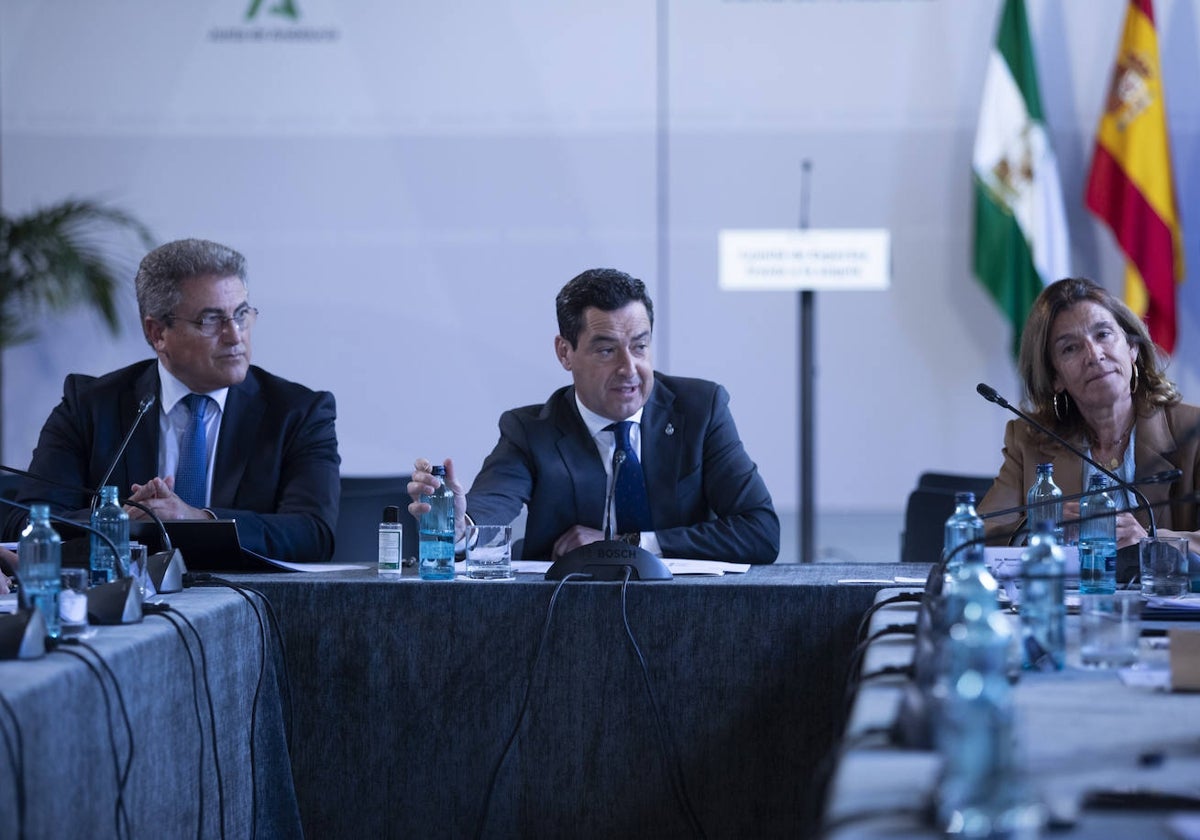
[175,393,210,508]
[606,421,653,534]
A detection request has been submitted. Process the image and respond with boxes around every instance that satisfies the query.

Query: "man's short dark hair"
[555,268,654,348]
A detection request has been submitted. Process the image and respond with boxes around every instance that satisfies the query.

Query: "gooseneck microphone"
[91,393,157,514]
[888,488,1200,752]
[977,468,1182,523]
[0,496,143,626]
[603,450,626,541]
[0,463,171,543]
[545,446,672,581]
[976,383,1160,537]
[0,463,186,593]
[0,495,124,575]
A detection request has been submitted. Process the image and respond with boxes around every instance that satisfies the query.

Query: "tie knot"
[183,393,209,419]
[605,421,634,448]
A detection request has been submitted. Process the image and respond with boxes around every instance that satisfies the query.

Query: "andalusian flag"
[973,0,1070,359]
[1086,0,1183,354]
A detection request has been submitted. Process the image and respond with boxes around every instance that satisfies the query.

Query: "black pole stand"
[798,160,815,564]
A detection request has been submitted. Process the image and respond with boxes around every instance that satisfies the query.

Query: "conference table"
[223,562,920,839]
[824,587,1200,839]
[0,584,300,839]
[1,561,953,839]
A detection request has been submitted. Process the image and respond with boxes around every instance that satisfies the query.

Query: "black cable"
[833,724,896,752]
[54,642,134,839]
[187,576,298,840]
[0,691,26,840]
[198,577,295,754]
[806,722,901,837]
[855,593,924,643]
[160,608,227,840]
[856,664,914,684]
[70,638,138,828]
[171,608,228,839]
[473,572,587,840]
[843,624,918,693]
[195,581,269,840]
[843,664,914,710]
[56,640,135,838]
[617,568,706,839]
[151,611,209,840]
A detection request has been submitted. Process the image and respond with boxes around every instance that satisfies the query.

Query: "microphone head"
[614,449,627,467]
[976,383,1004,405]
[138,394,156,413]
[1144,468,1183,485]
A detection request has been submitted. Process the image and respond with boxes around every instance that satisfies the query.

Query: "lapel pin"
[665,423,675,436]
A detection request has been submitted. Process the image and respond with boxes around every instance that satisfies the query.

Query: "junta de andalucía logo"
[245,0,299,22]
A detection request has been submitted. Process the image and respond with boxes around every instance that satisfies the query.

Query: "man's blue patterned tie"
[606,421,653,533]
[175,393,210,508]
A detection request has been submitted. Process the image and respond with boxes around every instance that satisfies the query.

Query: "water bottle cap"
[431,465,446,477]
[954,492,976,504]
[382,505,401,523]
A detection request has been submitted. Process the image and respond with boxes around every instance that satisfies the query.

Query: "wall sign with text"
[718,229,891,292]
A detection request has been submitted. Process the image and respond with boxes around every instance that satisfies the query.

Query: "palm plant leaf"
[0,199,154,348]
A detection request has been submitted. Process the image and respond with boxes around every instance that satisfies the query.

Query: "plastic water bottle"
[419,465,456,580]
[935,600,1039,836]
[19,504,63,639]
[937,542,1002,656]
[1018,521,1065,671]
[915,539,1007,755]
[943,492,984,575]
[90,485,130,585]
[378,505,404,577]
[1026,463,1063,542]
[1079,474,1117,594]
[933,493,989,662]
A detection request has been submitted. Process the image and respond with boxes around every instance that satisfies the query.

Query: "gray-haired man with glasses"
[3,239,341,563]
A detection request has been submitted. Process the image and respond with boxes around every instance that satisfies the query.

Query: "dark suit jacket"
[466,372,780,563]
[3,360,341,561]
[978,401,1200,544]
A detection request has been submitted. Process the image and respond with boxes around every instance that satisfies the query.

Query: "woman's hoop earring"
[1131,365,1140,394]
[1053,391,1068,422]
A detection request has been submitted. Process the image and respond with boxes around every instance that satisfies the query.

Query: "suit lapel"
[119,364,162,489]
[640,378,680,527]
[555,388,608,529]
[211,372,261,507]
[1044,439,1084,501]
[1133,409,1179,526]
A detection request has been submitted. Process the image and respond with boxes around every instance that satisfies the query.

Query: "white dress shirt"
[574,395,662,556]
[157,361,229,507]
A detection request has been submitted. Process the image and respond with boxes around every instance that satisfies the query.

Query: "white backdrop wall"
[3,0,1200,534]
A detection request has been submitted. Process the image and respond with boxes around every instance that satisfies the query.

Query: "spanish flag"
[1085,0,1184,354]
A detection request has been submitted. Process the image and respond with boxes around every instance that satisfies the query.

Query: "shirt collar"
[573,393,644,439]
[157,360,230,414]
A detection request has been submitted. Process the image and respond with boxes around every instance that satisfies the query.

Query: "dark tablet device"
[132,519,278,571]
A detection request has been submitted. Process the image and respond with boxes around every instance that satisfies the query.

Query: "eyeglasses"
[166,306,259,338]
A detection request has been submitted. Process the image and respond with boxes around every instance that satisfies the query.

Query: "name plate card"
[718,229,891,292]
[1170,628,1200,692]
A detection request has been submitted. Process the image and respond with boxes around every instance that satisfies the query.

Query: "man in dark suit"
[408,268,778,564]
[2,239,340,562]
